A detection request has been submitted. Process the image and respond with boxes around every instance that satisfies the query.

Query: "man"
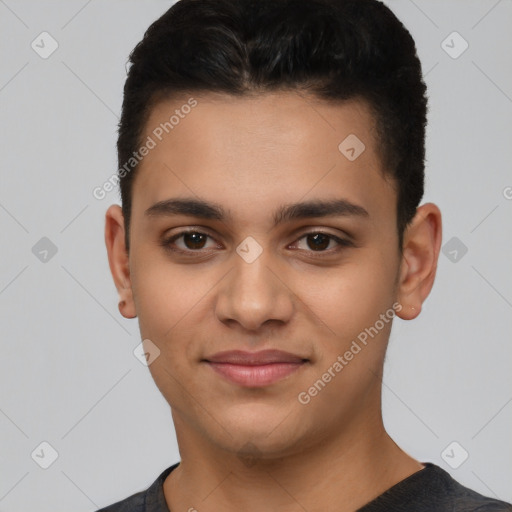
[99,0,512,510]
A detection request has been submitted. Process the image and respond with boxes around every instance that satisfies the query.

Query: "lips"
[203,349,308,387]
[205,349,307,365]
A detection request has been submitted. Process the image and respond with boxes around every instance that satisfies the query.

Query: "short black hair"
[117,0,428,253]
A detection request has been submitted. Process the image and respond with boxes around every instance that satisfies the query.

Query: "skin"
[105,91,442,512]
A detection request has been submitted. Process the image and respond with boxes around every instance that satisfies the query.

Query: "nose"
[214,246,294,334]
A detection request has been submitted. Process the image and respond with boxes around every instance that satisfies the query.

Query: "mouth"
[202,349,309,387]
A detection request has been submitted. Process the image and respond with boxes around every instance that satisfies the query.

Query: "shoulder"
[428,464,512,512]
[358,463,512,512]
[95,462,180,512]
[96,490,145,512]
[449,481,512,512]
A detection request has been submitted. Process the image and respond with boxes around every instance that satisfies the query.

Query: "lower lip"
[205,362,305,387]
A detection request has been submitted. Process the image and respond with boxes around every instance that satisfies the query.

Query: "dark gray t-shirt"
[96,462,512,512]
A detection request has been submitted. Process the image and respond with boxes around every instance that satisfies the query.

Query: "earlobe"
[104,204,137,319]
[396,203,442,321]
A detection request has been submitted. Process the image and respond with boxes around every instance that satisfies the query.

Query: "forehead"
[131,91,396,227]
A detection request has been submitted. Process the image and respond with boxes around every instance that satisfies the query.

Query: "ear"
[396,203,442,320]
[104,204,137,319]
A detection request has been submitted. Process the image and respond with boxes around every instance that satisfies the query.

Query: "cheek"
[131,261,206,407]
[295,260,395,334]
[131,258,188,352]
[132,248,197,324]
[131,254,224,365]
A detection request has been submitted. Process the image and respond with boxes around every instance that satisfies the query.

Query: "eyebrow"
[144,197,369,226]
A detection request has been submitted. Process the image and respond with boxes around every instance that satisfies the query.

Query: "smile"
[205,361,306,387]
[202,349,309,387]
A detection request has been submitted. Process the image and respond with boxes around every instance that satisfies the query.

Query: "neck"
[163,411,423,512]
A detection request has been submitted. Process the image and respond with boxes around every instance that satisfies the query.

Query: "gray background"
[0,0,511,510]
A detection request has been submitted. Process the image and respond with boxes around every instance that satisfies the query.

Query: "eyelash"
[160,229,353,257]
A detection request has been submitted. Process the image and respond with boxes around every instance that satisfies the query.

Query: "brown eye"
[181,232,208,250]
[305,233,331,251]
[161,230,218,253]
[293,232,352,253]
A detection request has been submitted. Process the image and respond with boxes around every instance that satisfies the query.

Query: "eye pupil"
[184,232,207,249]
[307,233,330,251]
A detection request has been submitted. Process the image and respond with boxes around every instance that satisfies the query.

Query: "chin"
[204,404,314,459]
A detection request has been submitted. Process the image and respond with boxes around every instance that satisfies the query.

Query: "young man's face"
[106,91,433,461]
